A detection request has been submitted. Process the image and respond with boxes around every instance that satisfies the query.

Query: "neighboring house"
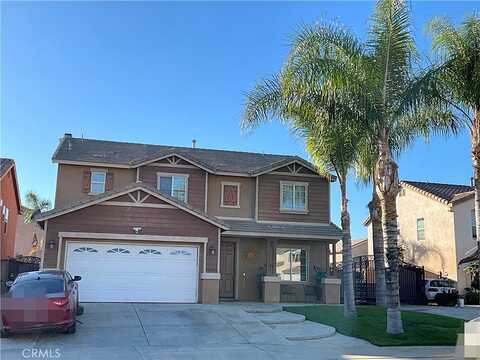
[335,238,370,264]
[0,158,21,260]
[365,180,478,293]
[15,207,45,258]
[35,134,342,304]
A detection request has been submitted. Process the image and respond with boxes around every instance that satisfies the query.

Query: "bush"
[465,290,479,305]
[435,292,458,306]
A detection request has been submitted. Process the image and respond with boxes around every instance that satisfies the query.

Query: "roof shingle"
[222,219,342,239]
[0,158,14,178]
[401,180,473,203]
[52,136,320,176]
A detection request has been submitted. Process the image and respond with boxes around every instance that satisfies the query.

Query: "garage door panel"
[65,242,199,303]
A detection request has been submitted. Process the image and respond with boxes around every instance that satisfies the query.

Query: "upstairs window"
[157,173,188,202]
[221,182,240,208]
[90,171,106,194]
[280,181,308,212]
[471,209,477,239]
[416,218,425,241]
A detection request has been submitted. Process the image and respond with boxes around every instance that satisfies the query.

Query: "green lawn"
[285,305,464,346]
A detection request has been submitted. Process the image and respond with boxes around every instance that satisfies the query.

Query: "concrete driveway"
[1,303,459,360]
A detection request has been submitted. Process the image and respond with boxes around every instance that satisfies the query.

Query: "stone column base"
[321,277,341,304]
[200,273,220,304]
[263,276,281,304]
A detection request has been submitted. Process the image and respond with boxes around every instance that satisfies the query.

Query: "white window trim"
[279,181,309,214]
[220,182,241,208]
[416,218,425,241]
[276,246,309,283]
[89,169,107,195]
[156,172,189,202]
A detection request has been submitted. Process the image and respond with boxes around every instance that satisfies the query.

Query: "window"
[221,182,240,208]
[2,206,8,234]
[139,249,162,255]
[73,247,98,253]
[90,171,106,194]
[416,218,425,241]
[472,209,477,239]
[280,182,308,212]
[157,173,188,202]
[107,248,130,254]
[276,247,307,281]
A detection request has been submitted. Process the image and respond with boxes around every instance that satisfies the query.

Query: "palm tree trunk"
[376,138,404,334]
[471,107,480,269]
[369,178,386,307]
[339,177,357,318]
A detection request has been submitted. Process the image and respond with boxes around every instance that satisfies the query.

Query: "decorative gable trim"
[134,153,212,172]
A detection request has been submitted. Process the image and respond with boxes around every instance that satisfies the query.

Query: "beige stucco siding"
[452,198,477,292]
[54,165,136,208]
[397,188,456,280]
[207,175,255,218]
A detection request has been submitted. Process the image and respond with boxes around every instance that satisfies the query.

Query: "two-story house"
[35,134,342,304]
[365,180,478,294]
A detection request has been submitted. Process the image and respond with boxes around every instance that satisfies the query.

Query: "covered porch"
[219,219,342,304]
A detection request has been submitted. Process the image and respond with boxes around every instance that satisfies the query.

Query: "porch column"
[263,238,280,303]
[331,243,337,274]
[200,273,220,304]
[265,238,278,276]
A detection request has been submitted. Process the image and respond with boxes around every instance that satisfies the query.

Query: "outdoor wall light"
[47,240,56,249]
[209,247,216,256]
[132,226,142,234]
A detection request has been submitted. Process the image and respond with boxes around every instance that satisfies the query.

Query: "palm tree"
[241,25,362,317]
[23,191,51,223]
[409,13,480,262]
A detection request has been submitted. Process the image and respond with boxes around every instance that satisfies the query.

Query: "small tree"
[23,191,51,223]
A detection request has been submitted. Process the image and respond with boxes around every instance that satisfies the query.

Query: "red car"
[1,270,81,337]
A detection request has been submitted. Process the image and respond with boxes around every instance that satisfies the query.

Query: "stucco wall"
[396,188,456,280]
[15,214,45,257]
[207,175,255,218]
[453,198,477,292]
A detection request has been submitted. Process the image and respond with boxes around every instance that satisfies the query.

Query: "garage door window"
[73,247,98,253]
[107,248,130,254]
[139,249,162,255]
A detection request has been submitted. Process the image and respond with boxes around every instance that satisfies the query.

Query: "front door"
[219,242,235,298]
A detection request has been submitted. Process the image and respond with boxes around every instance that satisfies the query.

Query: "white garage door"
[65,242,198,303]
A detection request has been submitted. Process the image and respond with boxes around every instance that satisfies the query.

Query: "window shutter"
[105,172,114,191]
[82,171,91,193]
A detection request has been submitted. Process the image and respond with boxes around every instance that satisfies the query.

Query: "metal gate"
[340,256,426,305]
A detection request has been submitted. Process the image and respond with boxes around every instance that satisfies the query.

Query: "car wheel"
[64,320,76,334]
[0,329,11,338]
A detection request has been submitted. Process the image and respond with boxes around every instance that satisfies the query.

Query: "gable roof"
[401,180,474,205]
[52,135,332,179]
[0,158,21,212]
[34,182,229,230]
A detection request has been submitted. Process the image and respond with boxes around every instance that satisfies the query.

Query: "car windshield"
[429,280,453,288]
[8,278,65,298]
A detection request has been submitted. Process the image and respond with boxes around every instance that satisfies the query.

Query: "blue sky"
[1,1,477,239]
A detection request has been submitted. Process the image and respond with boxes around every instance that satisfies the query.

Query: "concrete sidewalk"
[0,303,461,360]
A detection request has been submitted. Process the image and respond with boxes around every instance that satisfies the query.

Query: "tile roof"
[222,219,342,239]
[52,135,323,176]
[34,182,229,229]
[0,158,15,178]
[401,180,474,204]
